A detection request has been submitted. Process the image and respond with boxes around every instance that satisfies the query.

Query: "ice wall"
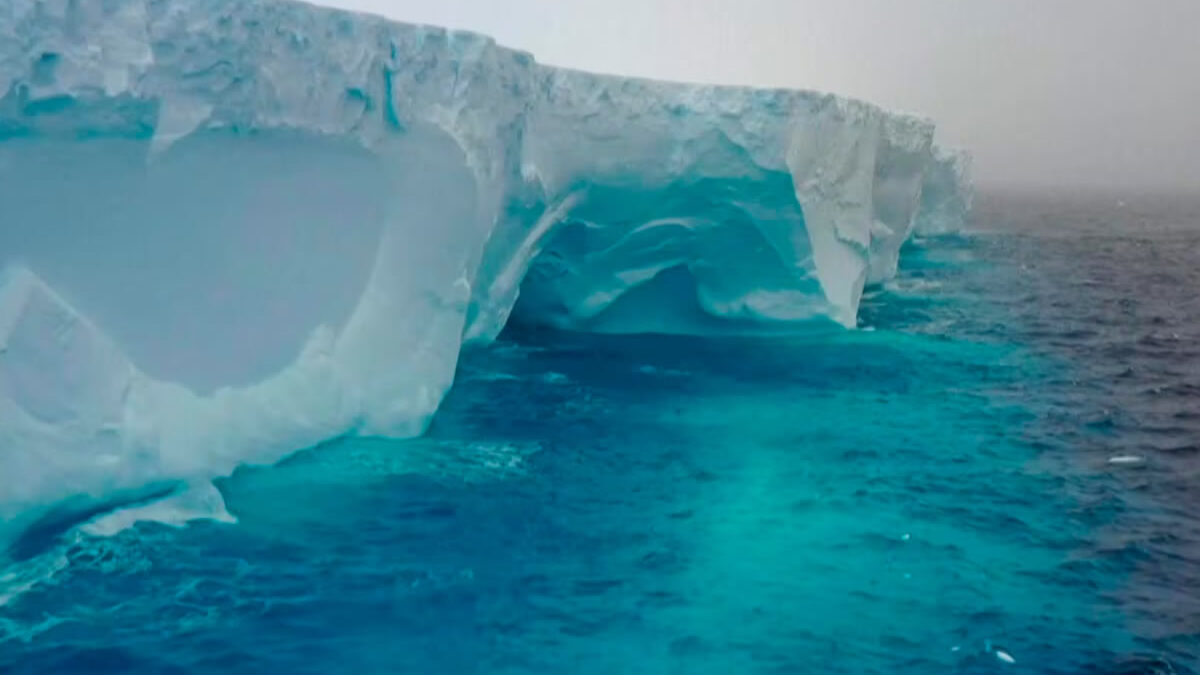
[0,0,972,545]
[914,148,975,236]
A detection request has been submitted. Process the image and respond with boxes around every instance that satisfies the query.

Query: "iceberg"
[0,0,972,546]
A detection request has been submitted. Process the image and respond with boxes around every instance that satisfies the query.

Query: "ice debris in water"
[0,0,972,547]
[984,640,1016,665]
[1108,455,1146,466]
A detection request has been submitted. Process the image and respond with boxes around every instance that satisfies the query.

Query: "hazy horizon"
[314,0,1200,193]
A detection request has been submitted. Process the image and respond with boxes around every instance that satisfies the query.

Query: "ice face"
[0,0,972,544]
[914,148,976,236]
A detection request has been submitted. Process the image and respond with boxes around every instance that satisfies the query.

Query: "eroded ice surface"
[0,0,972,545]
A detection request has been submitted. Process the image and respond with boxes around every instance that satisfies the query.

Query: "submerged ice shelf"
[0,0,972,544]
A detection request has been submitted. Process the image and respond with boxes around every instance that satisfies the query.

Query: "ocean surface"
[2,190,1199,674]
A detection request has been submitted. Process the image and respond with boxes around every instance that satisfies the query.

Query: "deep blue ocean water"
[2,191,1199,674]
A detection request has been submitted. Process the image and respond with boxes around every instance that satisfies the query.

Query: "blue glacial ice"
[0,0,972,546]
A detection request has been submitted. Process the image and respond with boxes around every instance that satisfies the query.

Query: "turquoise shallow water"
[1,191,1198,673]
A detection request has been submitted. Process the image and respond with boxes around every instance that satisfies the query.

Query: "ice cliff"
[0,0,972,546]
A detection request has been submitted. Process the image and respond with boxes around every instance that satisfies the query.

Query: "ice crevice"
[0,0,973,546]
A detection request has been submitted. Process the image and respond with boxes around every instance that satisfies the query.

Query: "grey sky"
[316,0,1200,191]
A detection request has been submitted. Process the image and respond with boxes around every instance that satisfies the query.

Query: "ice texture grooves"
[0,0,971,542]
